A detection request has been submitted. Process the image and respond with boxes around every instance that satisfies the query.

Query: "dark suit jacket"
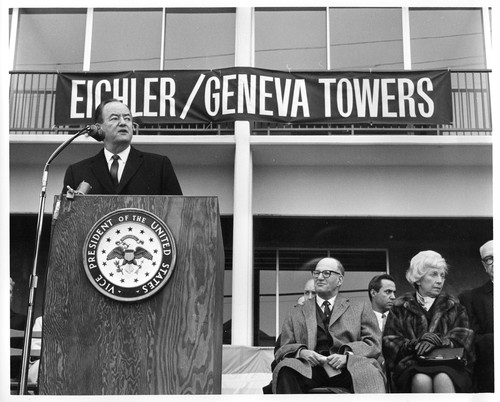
[272,296,386,393]
[459,280,494,392]
[63,146,182,195]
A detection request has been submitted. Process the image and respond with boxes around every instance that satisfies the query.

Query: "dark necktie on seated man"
[322,301,331,322]
[381,313,386,332]
[110,155,120,187]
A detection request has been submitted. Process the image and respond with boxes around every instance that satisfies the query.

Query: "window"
[14,8,86,71]
[329,8,404,70]
[91,8,163,71]
[9,8,12,42]
[255,8,327,71]
[409,8,486,69]
[164,8,235,69]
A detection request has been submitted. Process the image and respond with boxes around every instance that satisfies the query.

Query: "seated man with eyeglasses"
[271,257,386,393]
[459,240,494,392]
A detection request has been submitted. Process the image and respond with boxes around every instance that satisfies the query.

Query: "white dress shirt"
[316,295,337,314]
[104,146,131,183]
[373,310,389,332]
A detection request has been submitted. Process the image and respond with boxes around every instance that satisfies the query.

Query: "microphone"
[87,124,105,142]
[20,124,99,394]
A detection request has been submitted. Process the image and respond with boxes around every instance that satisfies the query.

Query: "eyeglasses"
[482,256,493,266]
[312,270,342,279]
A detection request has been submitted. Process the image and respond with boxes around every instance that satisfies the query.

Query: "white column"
[402,7,412,70]
[232,121,253,346]
[8,8,19,71]
[482,7,492,70]
[231,7,254,346]
[83,8,93,71]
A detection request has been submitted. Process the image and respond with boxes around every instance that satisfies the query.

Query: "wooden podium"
[39,196,224,395]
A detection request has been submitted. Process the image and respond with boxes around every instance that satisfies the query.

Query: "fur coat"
[382,292,475,391]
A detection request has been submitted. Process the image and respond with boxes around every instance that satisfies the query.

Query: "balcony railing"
[9,70,492,136]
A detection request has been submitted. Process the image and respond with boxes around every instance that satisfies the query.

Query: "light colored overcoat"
[272,295,386,393]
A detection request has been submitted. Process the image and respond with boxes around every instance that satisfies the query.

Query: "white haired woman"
[382,250,474,393]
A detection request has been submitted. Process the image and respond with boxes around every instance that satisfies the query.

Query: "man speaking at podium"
[63,99,182,195]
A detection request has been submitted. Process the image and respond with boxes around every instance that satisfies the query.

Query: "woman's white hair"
[405,250,448,286]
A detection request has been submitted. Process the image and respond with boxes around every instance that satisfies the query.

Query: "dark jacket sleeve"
[62,164,76,194]
[161,156,182,195]
[459,288,493,358]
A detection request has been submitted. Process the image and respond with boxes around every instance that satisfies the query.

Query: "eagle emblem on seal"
[107,234,154,274]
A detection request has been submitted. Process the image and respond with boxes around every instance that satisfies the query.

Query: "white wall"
[253,164,492,217]
[10,139,492,218]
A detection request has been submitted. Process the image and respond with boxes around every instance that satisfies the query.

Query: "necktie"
[110,155,120,186]
[381,313,386,331]
[322,301,331,320]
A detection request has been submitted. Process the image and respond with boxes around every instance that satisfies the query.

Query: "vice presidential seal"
[82,208,176,302]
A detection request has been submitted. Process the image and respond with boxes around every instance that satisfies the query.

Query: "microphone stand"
[18,125,96,395]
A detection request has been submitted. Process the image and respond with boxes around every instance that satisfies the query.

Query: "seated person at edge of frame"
[62,99,182,196]
[383,250,475,393]
[271,257,386,394]
[262,277,318,394]
[459,240,494,392]
[296,278,316,306]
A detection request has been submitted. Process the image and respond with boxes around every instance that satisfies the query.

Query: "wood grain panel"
[39,196,224,395]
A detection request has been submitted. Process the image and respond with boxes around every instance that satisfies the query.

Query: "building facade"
[8,6,493,347]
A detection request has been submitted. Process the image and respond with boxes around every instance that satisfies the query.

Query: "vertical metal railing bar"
[471,73,478,135]
[9,74,13,127]
[457,73,464,133]
[16,77,21,128]
[15,75,22,128]
[49,74,57,132]
[34,75,42,129]
[479,73,491,132]
[481,72,491,131]
[25,75,31,130]
[479,73,486,131]
[28,74,36,130]
[43,73,51,128]
[456,74,465,135]
[486,73,492,129]
[41,74,48,128]
[470,73,476,135]
[469,73,475,135]
[20,74,28,130]
[459,73,465,135]
[451,73,459,135]
[9,74,17,128]
[465,73,472,136]
[446,74,458,135]
[30,75,36,130]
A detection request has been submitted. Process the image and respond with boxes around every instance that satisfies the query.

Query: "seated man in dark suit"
[63,99,182,196]
[459,240,494,392]
[271,257,386,393]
